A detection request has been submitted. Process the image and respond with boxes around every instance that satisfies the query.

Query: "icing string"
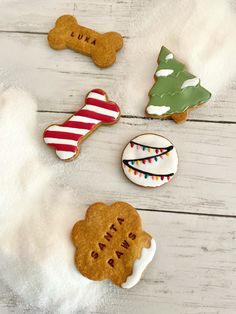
[128,143,173,161]
[123,143,174,179]
[130,141,173,151]
[123,160,174,179]
[123,146,174,180]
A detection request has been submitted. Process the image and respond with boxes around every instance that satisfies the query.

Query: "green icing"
[147,46,211,115]
[158,46,171,62]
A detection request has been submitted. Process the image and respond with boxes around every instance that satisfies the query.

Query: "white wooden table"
[0,1,236,313]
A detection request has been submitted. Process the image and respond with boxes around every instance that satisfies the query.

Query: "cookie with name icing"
[122,133,178,188]
[72,202,156,289]
[48,15,123,68]
[146,46,211,123]
[43,89,120,161]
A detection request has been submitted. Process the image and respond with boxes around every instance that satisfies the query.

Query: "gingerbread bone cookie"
[72,202,156,288]
[48,15,123,68]
[43,89,120,161]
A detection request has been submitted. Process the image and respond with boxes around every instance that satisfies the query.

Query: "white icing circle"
[122,133,178,188]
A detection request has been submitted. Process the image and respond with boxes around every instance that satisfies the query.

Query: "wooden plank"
[0,1,235,313]
[0,0,235,123]
[0,0,135,34]
[1,210,236,313]
[0,32,126,113]
[38,113,236,216]
[0,32,235,122]
[97,210,236,314]
[0,0,154,36]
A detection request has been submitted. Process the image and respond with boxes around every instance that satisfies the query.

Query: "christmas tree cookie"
[146,46,211,123]
[122,133,178,188]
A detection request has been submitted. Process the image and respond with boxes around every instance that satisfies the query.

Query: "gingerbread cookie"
[122,133,178,188]
[43,89,120,161]
[146,46,211,123]
[48,15,123,68]
[72,202,156,288]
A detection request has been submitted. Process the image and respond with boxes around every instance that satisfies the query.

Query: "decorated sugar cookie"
[72,202,156,288]
[48,15,123,68]
[122,133,178,188]
[145,46,211,123]
[43,89,120,161]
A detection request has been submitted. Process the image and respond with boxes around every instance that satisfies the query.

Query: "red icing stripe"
[62,121,96,130]
[85,98,120,112]
[78,109,116,123]
[44,89,120,159]
[90,89,106,95]
[44,130,83,141]
[47,143,77,152]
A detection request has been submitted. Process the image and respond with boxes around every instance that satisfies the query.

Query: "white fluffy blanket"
[0,88,109,313]
[115,0,236,115]
[0,0,235,313]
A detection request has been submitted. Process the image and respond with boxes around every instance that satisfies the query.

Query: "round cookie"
[122,133,178,188]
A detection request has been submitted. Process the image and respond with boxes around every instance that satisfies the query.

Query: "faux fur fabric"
[115,0,236,116]
[0,88,107,313]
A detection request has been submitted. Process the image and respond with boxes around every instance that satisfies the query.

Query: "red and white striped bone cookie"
[43,89,120,161]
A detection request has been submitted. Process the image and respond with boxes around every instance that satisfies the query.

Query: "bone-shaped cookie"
[48,15,123,68]
[43,89,120,161]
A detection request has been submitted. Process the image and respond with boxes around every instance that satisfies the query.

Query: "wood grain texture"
[37,113,236,216]
[1,211,236,314]
[0,31,235,122]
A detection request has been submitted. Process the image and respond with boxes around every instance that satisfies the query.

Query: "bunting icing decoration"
[122,134,178,188]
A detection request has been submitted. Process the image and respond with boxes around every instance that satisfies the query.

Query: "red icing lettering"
[110,224,117,232]
[98,243,106,250]
[108,259,114,268]
[121,240,129,249]
[104,232,112,242]
[117,217,124,225]
[116,251,123,259]
[91,251,98,259]
[128,232,136,240]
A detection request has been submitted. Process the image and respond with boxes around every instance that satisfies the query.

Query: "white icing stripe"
[70,115,100,124]
[165,53,173,60]
[47,125,89,135]
[181,77,200,89]
[56,150,76,160]
[83,105,119,118]
[44,137,78,146]
[155,69,173,77]
[121,239,156,289]
[147,105,170,115]
[87,92,106,101]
